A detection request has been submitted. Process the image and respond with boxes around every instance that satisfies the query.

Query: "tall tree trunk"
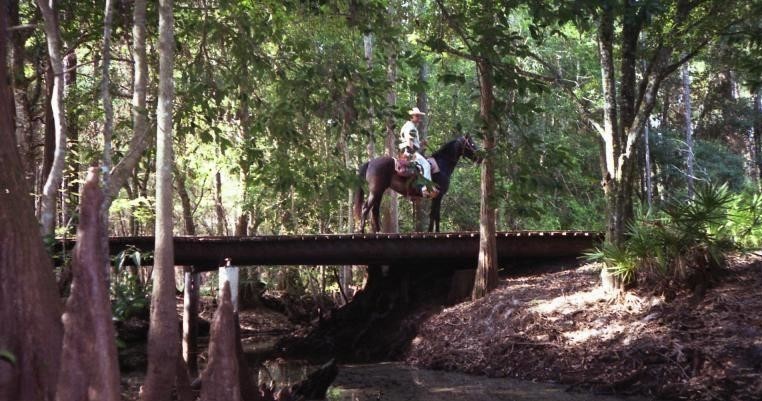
[36,0,67,237]
[363,32,375,159]
[414,62,429,232]
[105,0,151,203]
[63,44,79,223]
[643,120,653,211]
[754,89,762,187]
[9,0,34,182]
[98,0,116,282]
[681,61,695,197]
[176,144,198,376]
[41,63,55,205]
[0,7,63,398]
[215,171,226,235]
[176,165,196,235]
[381,52,398,233]
[101,0,115,207]
[472,58,498,300]
[141,0,178,398]
[597,7,624,246]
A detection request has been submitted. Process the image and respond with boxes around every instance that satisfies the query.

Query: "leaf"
[132,251,141,268]
[0,350,16,365]
[114,250,126,271]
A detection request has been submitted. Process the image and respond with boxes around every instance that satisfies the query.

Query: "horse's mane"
[431,137,461,160]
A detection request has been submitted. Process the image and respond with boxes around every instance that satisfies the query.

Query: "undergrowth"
[586,183,762,294]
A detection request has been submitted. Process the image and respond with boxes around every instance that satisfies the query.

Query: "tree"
[428,0,521,298]
[36,0,67,237]
[681,61,695,197]
[141,0,178,398]
[105,0,151,204]
[566,1,747,245]
[0,4,63,398]
[414,62,430,232]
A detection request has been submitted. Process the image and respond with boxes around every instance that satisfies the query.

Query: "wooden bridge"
[56,231,602,270]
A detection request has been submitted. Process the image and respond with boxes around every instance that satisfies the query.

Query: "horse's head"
[459,135,482,164]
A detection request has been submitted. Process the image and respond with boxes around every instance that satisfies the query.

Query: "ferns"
[587,183,760,292]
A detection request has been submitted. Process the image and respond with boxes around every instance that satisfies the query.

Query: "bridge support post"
[182,266,199,377]
[219,260,239,313]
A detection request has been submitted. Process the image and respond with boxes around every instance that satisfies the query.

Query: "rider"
[399,107,437,198]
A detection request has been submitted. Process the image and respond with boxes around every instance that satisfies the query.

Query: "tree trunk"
[141,0,178,398]
[754,89,762,187]
[643,120,653,211]
[597,7,626,247]
[415,62,429,232]
[363,32,375,159]
[182,268,199,378]
[101,0,115,206]
[176,144,198,376]
[472,58,498,300]
[215,171,226,235]
[105,0,151,203]
[382,51,399,233]
[9,0,34,183]
[63,45,79,223]
[0,8,63,398]
[176,166,196,235]
[55,168,120,401]
[36,0,67,237]
[199,283,241,401]
[41,63,55,210]
[681,61,695,198]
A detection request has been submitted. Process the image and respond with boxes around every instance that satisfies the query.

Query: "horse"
[353,135,481,233]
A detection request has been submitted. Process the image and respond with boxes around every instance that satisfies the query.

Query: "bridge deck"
[56,231,601,271]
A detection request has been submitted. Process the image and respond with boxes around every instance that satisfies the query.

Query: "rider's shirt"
[399,120,420,151]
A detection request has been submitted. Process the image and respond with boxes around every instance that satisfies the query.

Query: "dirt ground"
[406,254,762,401]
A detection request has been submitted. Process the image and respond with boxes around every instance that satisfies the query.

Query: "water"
[256,360,657,401]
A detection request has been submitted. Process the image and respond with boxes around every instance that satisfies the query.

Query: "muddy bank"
[406,255,762,401]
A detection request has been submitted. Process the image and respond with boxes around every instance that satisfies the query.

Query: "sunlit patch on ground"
[408,254,762,400]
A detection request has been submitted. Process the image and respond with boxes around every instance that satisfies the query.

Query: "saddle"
[394,158,419,178]
[394,157,439,178]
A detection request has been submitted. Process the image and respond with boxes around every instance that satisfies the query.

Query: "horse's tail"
[353,162,369,225]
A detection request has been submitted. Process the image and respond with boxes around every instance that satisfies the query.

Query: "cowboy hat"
[408,107,426,116]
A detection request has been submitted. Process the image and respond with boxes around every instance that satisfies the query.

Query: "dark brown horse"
[353,135,480,233]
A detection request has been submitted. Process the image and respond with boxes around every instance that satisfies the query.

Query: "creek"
[257,358,654,401]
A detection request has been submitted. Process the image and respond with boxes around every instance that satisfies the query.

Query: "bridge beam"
[54,231,602,270]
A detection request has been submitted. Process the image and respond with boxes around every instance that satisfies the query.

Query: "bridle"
[458,136,477,160]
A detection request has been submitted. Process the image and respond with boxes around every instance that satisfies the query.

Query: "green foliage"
[111,247,151,322]
[726,188,762,249]
[587,183,761,292]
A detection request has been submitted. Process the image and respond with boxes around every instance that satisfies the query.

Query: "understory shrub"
[587,183,761,293]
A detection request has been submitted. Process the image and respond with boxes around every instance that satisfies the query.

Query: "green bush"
[587,183,760,293]
[111,247,151,322]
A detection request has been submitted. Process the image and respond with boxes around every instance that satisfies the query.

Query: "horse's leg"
[360,198,373,234]
[371,193,382,233]
[429,195,442,232]
[362,190,382,233]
